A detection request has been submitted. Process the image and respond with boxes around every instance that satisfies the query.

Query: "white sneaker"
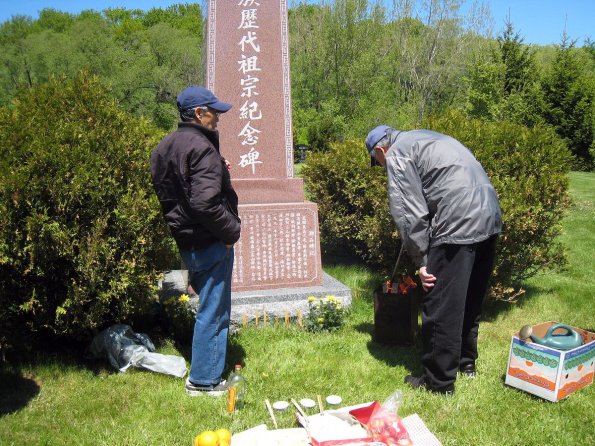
[185,379,228,397]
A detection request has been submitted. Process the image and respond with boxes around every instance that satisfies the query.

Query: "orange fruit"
[194,431,220,446]
[220,442,230,446]
[215,428,232,443]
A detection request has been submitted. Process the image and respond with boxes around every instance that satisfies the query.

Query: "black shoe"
[185,379,228,397]
[404,375,426,389]
[459,363,476,378]
[404,375,454,395]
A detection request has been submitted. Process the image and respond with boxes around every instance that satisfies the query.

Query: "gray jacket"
[384,129,502,267]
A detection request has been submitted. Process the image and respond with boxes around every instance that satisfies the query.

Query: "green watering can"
[519,323,583,351]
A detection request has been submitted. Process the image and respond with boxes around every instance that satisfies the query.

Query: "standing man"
[151,86,241,396]
[365,125,502,394]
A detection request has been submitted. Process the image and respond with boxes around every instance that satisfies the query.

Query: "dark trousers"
[421,235,498,389]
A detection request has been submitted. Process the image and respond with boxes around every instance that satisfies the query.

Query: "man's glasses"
[198,107,221,117]
[370,146,385,167]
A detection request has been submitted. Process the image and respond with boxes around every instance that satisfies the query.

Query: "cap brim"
[210,100,232,112]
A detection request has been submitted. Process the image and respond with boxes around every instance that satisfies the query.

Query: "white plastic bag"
[129,349,187,378]
[88,324,187,378]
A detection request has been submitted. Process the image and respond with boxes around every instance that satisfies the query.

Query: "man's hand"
[419,266,436,291]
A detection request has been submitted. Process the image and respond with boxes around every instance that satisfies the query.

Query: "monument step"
[230,272,351,323]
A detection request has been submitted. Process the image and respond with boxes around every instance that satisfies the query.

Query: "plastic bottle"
[226,364,246,412]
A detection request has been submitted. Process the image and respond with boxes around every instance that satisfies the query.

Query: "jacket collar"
[177,122,220,151]
[387,128,403,148]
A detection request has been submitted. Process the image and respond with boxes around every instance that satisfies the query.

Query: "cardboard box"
[505,321,595,401]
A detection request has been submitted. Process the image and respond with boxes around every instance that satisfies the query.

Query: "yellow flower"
[308,296,316,302]
[178,294,190,303]
[317,318,325,324]
[336,304,342,310]
[327,295,336,302]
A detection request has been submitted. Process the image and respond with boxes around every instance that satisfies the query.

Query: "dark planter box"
[373,287,418,345]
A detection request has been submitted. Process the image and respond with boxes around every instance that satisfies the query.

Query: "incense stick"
[290,398,307,419]
[265,399,277,429]
[317,394,324,414]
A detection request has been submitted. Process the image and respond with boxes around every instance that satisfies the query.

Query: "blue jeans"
[181,242,234,386]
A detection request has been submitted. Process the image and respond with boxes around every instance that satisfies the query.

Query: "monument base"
[158,270,352,325]
[230,272,351,323]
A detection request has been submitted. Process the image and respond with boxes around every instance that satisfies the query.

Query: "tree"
[142,3,203,34]
[465,18,544,126]
[35,8,75,32]
[289,0,488,138]
[289,2,383,113]
[289,1,385,141]
[497,19,534,94]
[0,6,204,130]
[378,0,492,125]
[584,37,595,61]
[542,33,594,170]
[464,52,504,119]
[0,15,35,100]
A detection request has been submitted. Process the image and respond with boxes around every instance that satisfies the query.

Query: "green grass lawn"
[1,172,593,446]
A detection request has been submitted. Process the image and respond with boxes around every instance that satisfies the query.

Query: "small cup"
[326,395,342,406]
[300,398,316,409]
[272,400,289,411]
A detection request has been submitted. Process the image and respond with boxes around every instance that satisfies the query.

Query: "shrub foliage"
[303,110,572,296]
[302,138,406,272]
[0,73,176,346]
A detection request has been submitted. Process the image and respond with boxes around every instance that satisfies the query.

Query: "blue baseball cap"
[365,125,391,153]
[176,86,232,113]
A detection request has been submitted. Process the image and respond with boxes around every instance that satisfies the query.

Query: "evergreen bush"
[0,73,176,348]
[302,110,572,297]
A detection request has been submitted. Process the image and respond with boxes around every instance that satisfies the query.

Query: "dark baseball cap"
[365,125,391,153]
[176,86,232,113]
